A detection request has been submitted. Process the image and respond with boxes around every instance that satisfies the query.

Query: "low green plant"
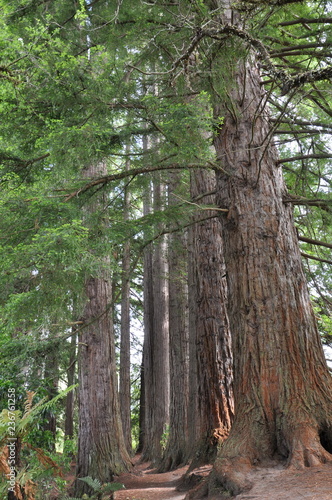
[160,423,170,451]
[0,386,77,498]
[63,476,125,499]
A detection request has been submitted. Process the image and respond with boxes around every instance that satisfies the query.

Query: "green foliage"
[141,91,215,164]
[0,386,77,444]
[160,423,170,452]
[0,388,77,499]
[75,477,125,499]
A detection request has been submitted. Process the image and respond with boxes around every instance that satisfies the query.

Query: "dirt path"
[114,456,332,500]
[114,457,190,500]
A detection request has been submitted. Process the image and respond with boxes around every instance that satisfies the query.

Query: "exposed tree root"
[158,450,186,473]
[287,427,332,469]
[211,456,253,496]
[184,478,209,499]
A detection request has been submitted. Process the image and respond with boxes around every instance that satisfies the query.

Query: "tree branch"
[279,66,332,95]
[279,17,332,27]
[271,117,332,131]
[202,24,332,95]
[0,152,50,171]
[270,42,331,55]
[301,252,332,265]
[64,162,217,201]
[277,153,332,163]
[299,235,332,250]
[284,196,332,210]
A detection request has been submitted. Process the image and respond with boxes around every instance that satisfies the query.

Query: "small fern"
[101,482,125,492]
[61,497,85,500]
[17,384,78,435]
[61,497,87,500]
[78,476,102,491]
[76,477,125,497]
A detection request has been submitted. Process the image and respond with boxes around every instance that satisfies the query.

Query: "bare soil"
[113,455,332,500]
[113,456,190,500]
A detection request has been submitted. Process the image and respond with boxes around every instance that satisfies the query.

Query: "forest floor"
[113,455,332,500]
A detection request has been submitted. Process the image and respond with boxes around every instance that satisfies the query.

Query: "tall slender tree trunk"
[142,174,170,464]
[43,344,59,451]
[187,169,234,467]
[64,330,77,440]
[209,3,332,494]
[120,152,132,455]
[137,358,145,453]
[159,172,189,472]
[75,163,131,497]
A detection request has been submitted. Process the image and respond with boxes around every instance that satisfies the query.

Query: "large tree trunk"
[141,175,170,464]
[159,172,189,472]
[187,169,234,467]
[75,163,131,497]
[210,12,332,495]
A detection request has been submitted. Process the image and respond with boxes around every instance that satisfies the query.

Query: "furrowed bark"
[120,150,133,455]
[74,163,131,497]
[187,168,234,468]
[159,172,189,472]
[210,21,332,497]
[141,173,170,465]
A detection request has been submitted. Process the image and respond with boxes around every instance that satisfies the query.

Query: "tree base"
[210,426,332,497]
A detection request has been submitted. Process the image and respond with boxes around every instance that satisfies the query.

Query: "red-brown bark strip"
[208,2,332,495]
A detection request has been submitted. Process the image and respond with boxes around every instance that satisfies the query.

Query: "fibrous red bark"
[141,175,170,464]
[210,22,332,496]
[187,168,234,467]
[75,163,131,497]
[159,172,189,472]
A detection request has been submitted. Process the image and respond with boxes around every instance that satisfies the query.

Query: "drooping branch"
[125,18,332,96]
[201,24,332,95]
[64,162,217,201]
[301,252,332,265]
[307,88,332,119]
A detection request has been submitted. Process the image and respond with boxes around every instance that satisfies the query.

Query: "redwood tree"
[75,163,132,497]
[141,173,170,464]
[187,168,234,467]
[159,172,190,472]
[207,1,332,495]
[119,151,133,455]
